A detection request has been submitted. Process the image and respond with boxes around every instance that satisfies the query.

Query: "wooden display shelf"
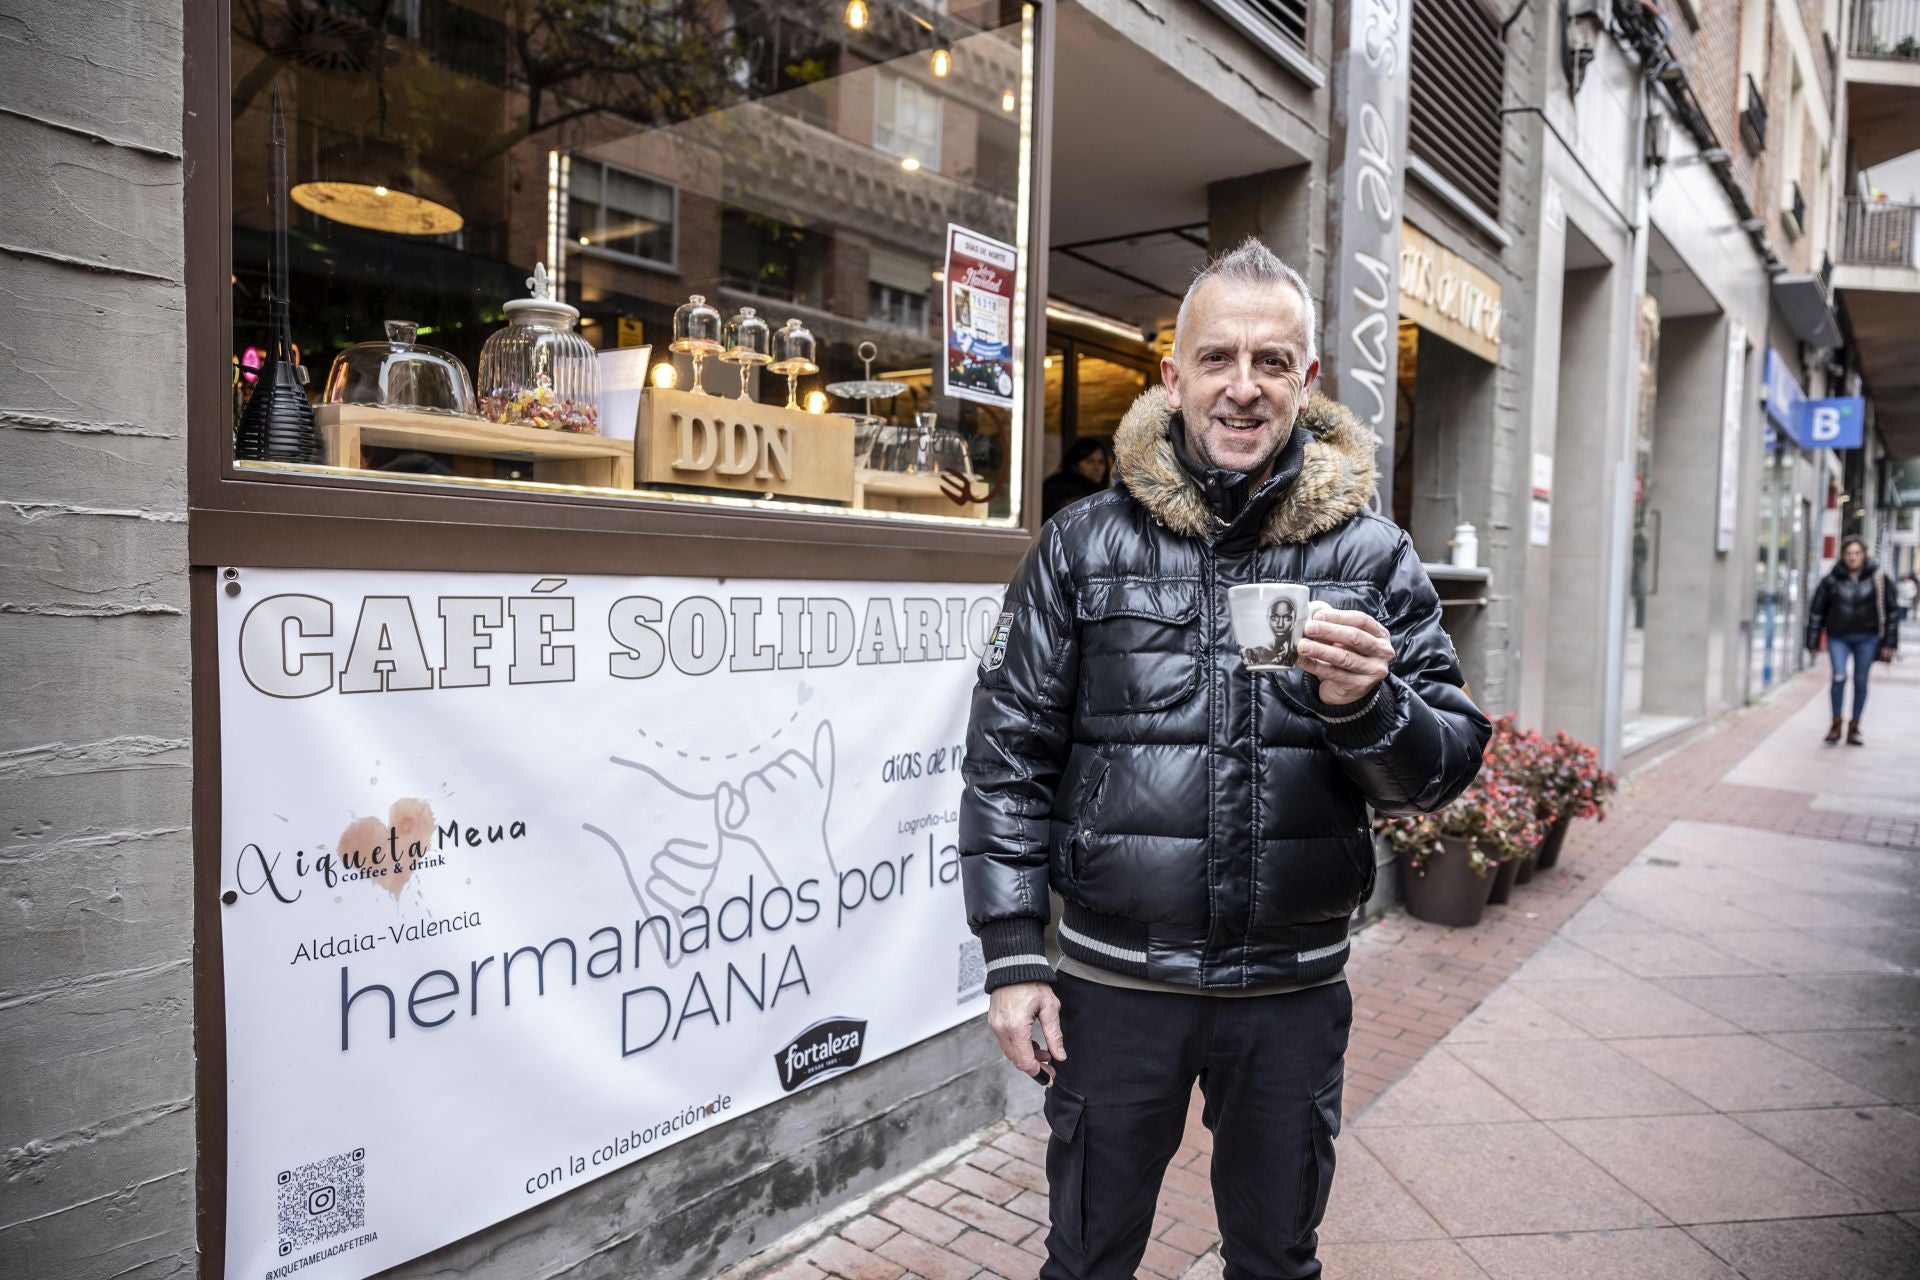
[316,405,635,489]
[853,468,988,521]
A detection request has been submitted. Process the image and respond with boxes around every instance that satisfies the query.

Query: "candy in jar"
[477,263,602,433]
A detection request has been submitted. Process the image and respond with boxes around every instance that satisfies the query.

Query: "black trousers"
[1038,972,1352,1280]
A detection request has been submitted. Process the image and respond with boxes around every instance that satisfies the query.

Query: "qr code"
[276,1148,366,1256]
[957,937,986,1002]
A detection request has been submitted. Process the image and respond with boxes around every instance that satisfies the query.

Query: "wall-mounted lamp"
[844,0,869,31]
[1645,110,1669,173]
[1001,89,1017,113]
[1562,0,1606,95]
[930,42,953,78]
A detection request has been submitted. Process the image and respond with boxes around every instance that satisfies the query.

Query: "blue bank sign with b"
[1796,396,1866,449]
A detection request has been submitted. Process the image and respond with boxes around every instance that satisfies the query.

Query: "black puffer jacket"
[960,388,1489,993]
[1807,560,1898,651]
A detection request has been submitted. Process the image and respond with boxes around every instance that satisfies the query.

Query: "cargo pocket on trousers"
[1294,1066,1344,1245]
[1044,1082,1089,1254]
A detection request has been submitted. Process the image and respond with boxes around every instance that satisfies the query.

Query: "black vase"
[1401,836,1493,927]
[1487,854,1521,904]
[1535,814,1574,870]
[235,359,321,463]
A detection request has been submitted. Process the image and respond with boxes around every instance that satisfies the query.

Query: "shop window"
[223,0,1036,526]
[1408,0,1505,220]
[975,121,1020,191]
[875,71,944,172]
[721,209,829,307]
[870,282,931,334]
[570,161,676,269]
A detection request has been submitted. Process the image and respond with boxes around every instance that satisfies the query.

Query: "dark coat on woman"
[1807,558,1899,652]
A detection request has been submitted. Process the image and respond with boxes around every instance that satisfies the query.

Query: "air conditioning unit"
[1782,180,1806,240]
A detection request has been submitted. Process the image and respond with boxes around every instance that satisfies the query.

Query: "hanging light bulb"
[844,0,869,30]
[805,389,830,415]
[651,362,677,389]
[930,43,952,77]
[1001,89,1017,112]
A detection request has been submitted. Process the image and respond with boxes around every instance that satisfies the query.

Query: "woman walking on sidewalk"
[1807,537,1899,746]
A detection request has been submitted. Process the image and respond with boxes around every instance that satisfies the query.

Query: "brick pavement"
[735,668,1893,1280]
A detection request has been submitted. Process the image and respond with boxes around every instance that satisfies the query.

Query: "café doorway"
[1392,319,1499,695]
[1040,320,1157,491]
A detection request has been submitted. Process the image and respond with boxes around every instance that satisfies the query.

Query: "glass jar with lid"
[323,320,478,416]
[720,306,770,400]
[670,294,725,394]
[769,318,818,410]
[477,263,602,433]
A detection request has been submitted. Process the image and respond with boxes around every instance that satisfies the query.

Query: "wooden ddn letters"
[636,387,855,503]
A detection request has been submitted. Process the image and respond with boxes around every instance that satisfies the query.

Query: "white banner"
[216,568,1002,1280]
[1717,319,1747,553]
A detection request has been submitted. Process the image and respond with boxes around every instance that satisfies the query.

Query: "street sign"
[1795,396,1865,449]
[1762,348,1805,444]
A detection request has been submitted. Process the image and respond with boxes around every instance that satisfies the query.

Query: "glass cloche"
[477,263,601,433]
[720,306,771,400]
[769,318,818,409]
[671,293,724,394]
[323,320,478,416]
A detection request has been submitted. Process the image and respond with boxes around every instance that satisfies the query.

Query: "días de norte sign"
[216,568,1002,1280]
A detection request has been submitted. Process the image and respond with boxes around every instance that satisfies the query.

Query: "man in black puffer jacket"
[959,239,1488,1280]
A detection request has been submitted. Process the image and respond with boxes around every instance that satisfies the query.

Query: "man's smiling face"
[1161,277,1320,483]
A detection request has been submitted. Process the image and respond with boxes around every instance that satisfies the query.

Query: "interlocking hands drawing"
[585,720,839,967]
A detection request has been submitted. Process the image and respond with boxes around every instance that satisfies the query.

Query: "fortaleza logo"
[775,1017,867,1092]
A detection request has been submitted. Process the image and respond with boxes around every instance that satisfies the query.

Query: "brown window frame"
[184,0,1059,587]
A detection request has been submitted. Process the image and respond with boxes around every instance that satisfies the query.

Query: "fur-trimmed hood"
[1112,385,1379,546]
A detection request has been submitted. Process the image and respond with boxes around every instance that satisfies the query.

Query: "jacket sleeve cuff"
[976,917,1052,991]
[1301,676,1399,748]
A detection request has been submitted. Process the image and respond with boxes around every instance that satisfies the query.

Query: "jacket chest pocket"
[1075,579,1202,716]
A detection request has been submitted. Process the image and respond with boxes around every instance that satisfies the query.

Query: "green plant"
[1374,774,1540,874]
[1485,713,1557,823]
[1541,730,1618,821]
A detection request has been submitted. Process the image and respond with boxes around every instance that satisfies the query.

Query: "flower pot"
[1535,813,1573,870]
[1400,835,1492,927]
[1487,853,1521,904]
[1517,850,1539,886]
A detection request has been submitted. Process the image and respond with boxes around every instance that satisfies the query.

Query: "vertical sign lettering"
[1323,0,1414,517]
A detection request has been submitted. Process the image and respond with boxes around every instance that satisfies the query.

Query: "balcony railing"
[1840,198,1919,267]
[1851,0,1920,59]
[1740,73,1768,153]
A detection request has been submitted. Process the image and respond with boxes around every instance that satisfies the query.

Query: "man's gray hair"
[1174,237,1318,366]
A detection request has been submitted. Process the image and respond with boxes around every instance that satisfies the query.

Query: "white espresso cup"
[1227,583,1330,672]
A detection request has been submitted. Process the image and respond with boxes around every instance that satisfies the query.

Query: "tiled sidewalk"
[740,664,1920,1280]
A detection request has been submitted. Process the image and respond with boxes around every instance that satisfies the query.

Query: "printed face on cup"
[1227,583,1327,671]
